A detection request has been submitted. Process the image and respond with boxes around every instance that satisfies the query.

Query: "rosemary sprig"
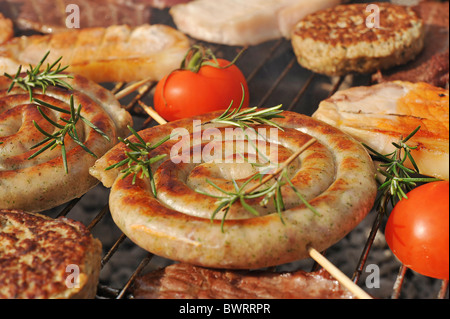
[105,125,171,197]
[196,138,319,232]
[363,126,441,208]
[204,85,285,131]
[195,175,263,231]
[28,95,110,173]
[4,51,73,101]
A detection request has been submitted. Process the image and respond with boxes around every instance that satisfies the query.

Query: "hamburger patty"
[0,210,102,299]
[291,2,425,76]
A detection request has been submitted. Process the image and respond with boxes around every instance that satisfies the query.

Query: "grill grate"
[43,6,448,300]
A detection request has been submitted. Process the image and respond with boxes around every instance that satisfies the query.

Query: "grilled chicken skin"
[313,81,449,181]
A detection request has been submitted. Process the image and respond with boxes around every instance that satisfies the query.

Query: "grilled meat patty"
[291,2,425,76]
[0,210,102,299]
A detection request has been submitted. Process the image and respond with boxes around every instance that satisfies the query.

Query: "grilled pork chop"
[170,0,343,45]
[0,24,190,83]
[0,0,152,33]
[131,263,355,299]
[313,81,449,181]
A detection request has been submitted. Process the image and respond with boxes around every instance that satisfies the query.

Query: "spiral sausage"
[90,111,376,269]
[0,74,132,212]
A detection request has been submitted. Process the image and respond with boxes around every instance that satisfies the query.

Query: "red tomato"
[154,58,250,122]
[385,181,449,280]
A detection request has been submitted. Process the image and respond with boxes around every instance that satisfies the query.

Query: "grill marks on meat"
[0,24,190,83]
[0,74,132,213]
[313,81,449,181]
[90,110,377,270]
[131,263,355,299]
[0,0,152,33]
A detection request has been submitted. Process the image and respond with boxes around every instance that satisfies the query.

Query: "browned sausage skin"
[90,110,377,269]
[0,74,132,212]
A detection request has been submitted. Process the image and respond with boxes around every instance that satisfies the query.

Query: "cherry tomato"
[385,181,449,280]
[154,47,249,122]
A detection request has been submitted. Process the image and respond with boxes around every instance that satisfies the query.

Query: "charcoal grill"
[24,3,449,300]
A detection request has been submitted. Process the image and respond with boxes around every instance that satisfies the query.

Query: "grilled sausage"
[0,24,190,83]
[90,110,377,269]
[0,74,132,212]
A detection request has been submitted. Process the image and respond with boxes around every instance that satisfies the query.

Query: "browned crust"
[0,24,191,83]
[291,2,425,76]
[0,73,132,212]
[0,210,102,299]
[293,3,421,45]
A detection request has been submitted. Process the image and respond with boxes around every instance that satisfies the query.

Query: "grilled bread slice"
[313,81,449,180]
[0,210,102,299]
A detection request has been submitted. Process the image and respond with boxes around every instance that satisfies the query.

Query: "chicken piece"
[313,81,449,180]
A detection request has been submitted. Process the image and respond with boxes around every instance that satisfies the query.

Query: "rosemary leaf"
[364,126,441,208]
[4,51,73,101]
[28,95,109,173]
[105,126,171,197]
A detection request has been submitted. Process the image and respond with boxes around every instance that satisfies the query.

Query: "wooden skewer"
[308,246,373,299]
[115,78,153,100]
[138,100,167,125]
[140,101,373,299]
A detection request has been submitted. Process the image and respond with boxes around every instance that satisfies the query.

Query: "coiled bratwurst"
[90,110,377,269]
